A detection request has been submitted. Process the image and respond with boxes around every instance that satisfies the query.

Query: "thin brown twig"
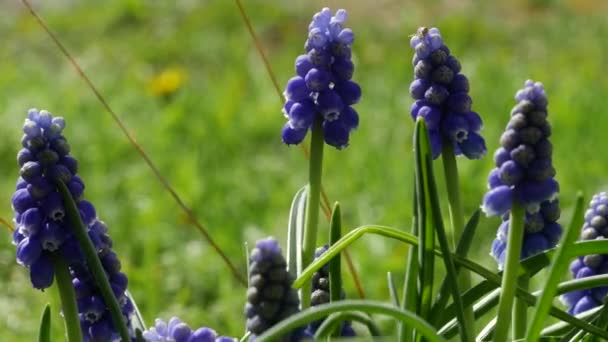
[234,0,365,298]
[0,217,15,232]
[20,0,247,287]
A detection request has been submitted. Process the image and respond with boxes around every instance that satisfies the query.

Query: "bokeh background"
[1,0,608,339]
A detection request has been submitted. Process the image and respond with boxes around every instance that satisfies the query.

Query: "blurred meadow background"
[1,0,608,339]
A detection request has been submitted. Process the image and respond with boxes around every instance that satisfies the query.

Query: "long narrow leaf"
[588,302,608,342]
[400,187,419,342]
[527,194,586,341]
[419,119,471,341]
[441,275,608,338]
[286,186,308,278]
[414,119,433,320]
[430,209,481,326]
[254,300,446,342]
[329,202,342,305]
[387,272,401,307]
[38,304,51,342]
[314,311,382,338]
[290,224,608,340]
[540,307,600,337]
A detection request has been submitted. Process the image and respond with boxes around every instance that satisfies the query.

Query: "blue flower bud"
[317,90,344,121]
[284,77,309,102]
[334,80,361,105]
[323,119,350,149]
[17,148,34,166]
[295,55,313,78]
[12,188,36,213]
[30,256,54,290]
[20,161,42,182]
[305,68,330,92]
[281,124,307,145]
[19,207,43,237]
[482,185,513,216]
[17,236,42,267]
[287,100,315,130]
[459,132,486,159]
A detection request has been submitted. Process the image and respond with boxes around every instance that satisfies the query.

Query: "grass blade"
[255,300,446,342]
[540,307,600,337]
[418,119,472,341]
[527,193,586,341]
[314,311,382,338]
[290,224,608,340]
[430,209,481,326]
[329,202,343,305]
[286,186,308,278]
[400,180,419,342]
[413,119,434,320]
[587,302,608,342]
[37,304,51,342]
[387,272,401,307]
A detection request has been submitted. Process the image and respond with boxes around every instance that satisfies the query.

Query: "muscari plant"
[6,4,608,342]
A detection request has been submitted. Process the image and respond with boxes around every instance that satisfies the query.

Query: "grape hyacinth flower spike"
[142,317,237,342]
[245,238,308,341]
[408,27,486,159]
[483,80,558,219]
[12,108,134,341]
[562,192,608,314]
[281,7,362,149]
[485,80,561,268]
[482,81,559,341]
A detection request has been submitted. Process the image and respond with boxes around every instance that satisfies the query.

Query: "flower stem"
[56,180,132,341]
[513,276,529,339]
[301,117,325,310]
[493,203,525,342]
[441,143,475,336]
[52,253,83,342]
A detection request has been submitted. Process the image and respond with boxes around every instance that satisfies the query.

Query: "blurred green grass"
[1,0,608,339]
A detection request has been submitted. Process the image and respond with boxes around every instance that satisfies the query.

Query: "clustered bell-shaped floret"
[408,27,486,159]
[482,81,561,269]
[11,108,134,341]
[305,245,355,337]
[489,199,561,269]
[562,193,608,315]
[482,80,558,217]
[142,317,236,342]
[281,8,361,149]
[245,238,308,341]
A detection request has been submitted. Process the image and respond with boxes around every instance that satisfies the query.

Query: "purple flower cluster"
[562,193,608,315]
[142,317,236,342]
[281,7,361,149]
[245,238,307,341]
[409,27,486,159]
[305,245,355,337]
[489,199,561,268]
[11,109,134,341]
[482,80,558,217]
[482,81,561,268]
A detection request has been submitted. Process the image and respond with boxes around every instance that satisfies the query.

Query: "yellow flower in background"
[147,67,186,98]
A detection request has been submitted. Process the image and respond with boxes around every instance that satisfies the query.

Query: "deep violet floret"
[142,317,236,342]
[281,8,361,149]
[482,81,561,268]
[11,108,134,341]
[245,238,308,341]
[562,193,608,315]
[408,27,486,159]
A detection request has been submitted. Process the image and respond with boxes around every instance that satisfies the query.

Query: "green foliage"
[3,0,608,340]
